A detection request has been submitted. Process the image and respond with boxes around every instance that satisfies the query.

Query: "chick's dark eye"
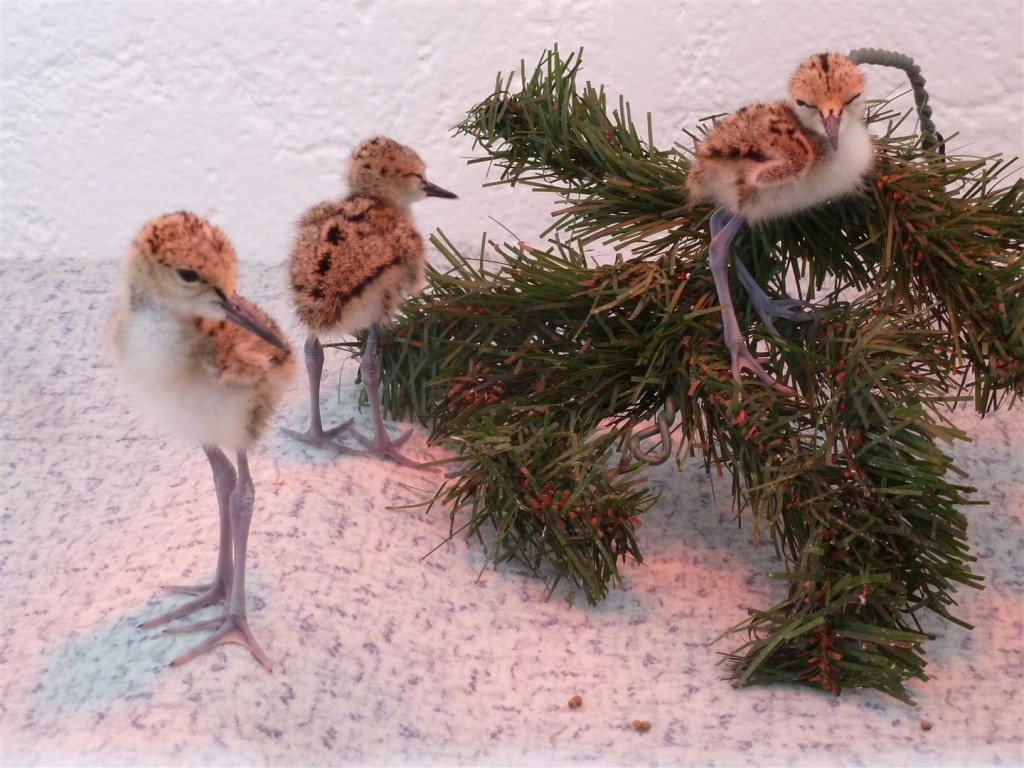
[795,99,812,108]
[844,92,862,105]
[176,269,200,283]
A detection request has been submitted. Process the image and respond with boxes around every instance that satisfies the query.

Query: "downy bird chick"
[687,52,874,394]
[111,211,293,670]
[286,136,457,467]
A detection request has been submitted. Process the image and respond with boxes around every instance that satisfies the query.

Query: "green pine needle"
[338,46,1022,702]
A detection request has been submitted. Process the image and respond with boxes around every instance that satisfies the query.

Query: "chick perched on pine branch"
[285,137,458,467]
[687,52,874,394]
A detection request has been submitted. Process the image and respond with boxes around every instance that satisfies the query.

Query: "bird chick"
[687,52,874,394]
[286,136,457,466]
[110,211,294,670]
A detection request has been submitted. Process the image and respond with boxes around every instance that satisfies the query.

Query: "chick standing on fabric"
[285,137,457,467]
[110,211,294,670]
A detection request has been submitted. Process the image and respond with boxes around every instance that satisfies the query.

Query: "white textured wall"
[2,1,1022,267]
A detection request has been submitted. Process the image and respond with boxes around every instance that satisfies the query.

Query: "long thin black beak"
[219,293,288,350]
[423,180,458,199]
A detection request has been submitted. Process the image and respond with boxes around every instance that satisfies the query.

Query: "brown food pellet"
[568,695,583,709]
[632,719,652,733]
[921,720,933,731]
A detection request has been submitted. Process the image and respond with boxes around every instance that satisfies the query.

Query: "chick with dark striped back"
[285,137,457,467]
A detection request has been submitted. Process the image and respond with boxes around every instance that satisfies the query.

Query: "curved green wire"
[628,394,677,465]
[849,47,941,150]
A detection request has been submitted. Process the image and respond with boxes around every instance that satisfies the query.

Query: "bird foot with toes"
[728,344,798,397]
[167,613,272,671]
[750,295,815,337]
[111,212,293,671]
[351,427,437,470]
[287,138,457,467]
[280,419,362,454]
[138,581,228,630]
[734,257,815,336]
[688,54,873,398]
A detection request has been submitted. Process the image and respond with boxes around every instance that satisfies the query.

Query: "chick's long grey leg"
[281,335,358,451]
[351,323,429,469]
[733,256,813,337]
[138,446,234,630]
[169,450,272,671]
[708,208,796,396]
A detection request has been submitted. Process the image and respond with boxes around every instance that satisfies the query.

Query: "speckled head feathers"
[346,136,456,207]
[113,211,293,452]
[685,50,874,222]
[789,53,866,147]
[128,211,238,299]
[789,53,864,105]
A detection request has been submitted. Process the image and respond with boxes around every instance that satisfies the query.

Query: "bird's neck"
[128,284,156,312]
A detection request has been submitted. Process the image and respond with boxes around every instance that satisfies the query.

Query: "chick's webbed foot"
[724,334,795,396]
[140,446,234,631]
[167,613,271,671]
[734,257,814,337]
[356,324,437,470]
[282,334,361,453]
[708,209,797,396]
[150,449,273,671]
[281,420,359,453]
[138,581,227,630]
[350,425,429,469]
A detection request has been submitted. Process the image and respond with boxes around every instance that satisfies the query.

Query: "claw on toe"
[163,583,217,596]
[748,294,815,338]
[163,616,224,634]
[765,297,814,320]
[351,428,438,470]
[352,426,412,452]
[281,419,361,454]
[729,346,798,397]
[168,614,272,672]
[138,583,227,630]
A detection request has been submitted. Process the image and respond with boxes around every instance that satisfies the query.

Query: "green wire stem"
[849,47,941,150]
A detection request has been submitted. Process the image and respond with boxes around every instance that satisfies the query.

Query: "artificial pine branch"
[344,47,1022,701]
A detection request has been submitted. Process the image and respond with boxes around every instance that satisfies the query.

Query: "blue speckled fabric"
[2,258,1021,766]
